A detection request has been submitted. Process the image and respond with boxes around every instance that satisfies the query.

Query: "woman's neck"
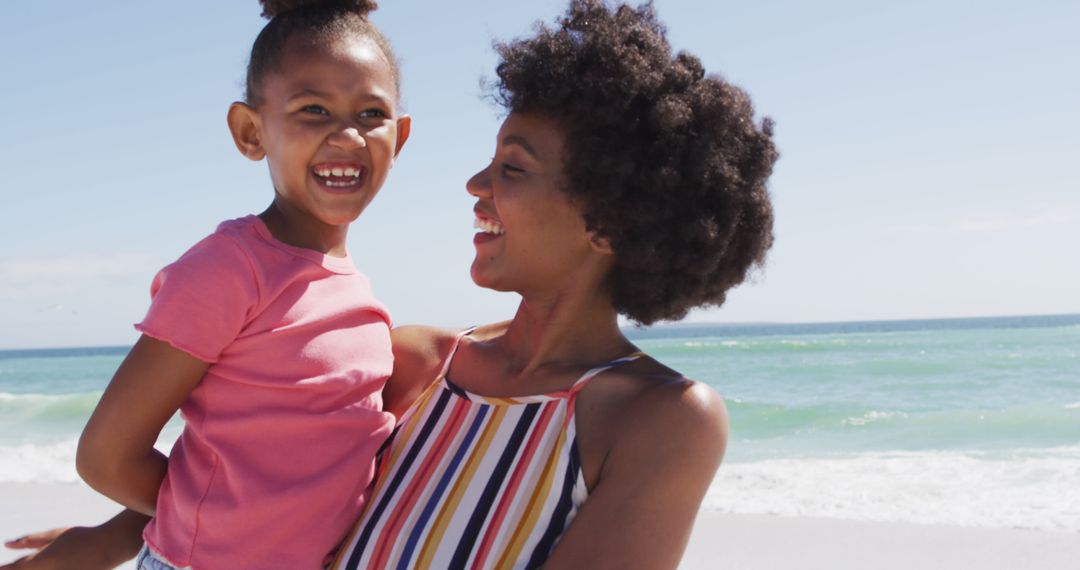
[498,286,634,376]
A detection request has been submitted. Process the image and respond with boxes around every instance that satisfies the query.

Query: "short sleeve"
[135,234,259,363]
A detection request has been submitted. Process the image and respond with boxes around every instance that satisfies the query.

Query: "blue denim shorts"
[135,545,191,570]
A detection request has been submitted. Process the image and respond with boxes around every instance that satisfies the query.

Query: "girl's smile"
[313,161,368,190]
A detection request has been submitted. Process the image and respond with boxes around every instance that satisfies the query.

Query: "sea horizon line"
[3,311,1078,354]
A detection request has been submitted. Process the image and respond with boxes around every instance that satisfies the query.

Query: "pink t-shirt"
[136,216,395,569]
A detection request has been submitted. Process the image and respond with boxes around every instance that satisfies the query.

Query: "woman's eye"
[500,163,525,176]
[301,105,329,116]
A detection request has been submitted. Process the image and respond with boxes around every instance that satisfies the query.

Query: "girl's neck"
[258,201,349,257]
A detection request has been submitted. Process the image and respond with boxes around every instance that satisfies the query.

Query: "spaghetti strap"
[434,326,476,381]
[567,351,645,394]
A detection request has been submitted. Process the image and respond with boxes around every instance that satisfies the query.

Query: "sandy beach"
[683,512,1080,570]
[3,482,1077,569]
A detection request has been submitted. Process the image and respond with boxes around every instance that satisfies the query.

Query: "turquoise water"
[4,315,1079,530]
[627,317,1080,460]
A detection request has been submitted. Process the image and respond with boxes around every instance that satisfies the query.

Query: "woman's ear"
[588,231,614,255]
[227,102,266,161]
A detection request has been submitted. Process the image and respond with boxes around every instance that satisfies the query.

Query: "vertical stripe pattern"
[332,345,643,570]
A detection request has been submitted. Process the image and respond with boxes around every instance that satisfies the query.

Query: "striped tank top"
[331,331,641,570]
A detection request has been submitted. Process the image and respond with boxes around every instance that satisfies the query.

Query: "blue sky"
[1,0,1078,349]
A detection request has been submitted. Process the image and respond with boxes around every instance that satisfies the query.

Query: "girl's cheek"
[371,124,396,147]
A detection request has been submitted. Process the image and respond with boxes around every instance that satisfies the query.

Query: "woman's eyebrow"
[501,135,539,159]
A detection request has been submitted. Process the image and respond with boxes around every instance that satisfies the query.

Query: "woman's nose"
[466,163,493,197]
[328,126,367,150]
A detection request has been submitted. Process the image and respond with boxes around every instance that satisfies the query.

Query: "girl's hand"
[4,528,68,551]
[2,527,113,569]
[2,510,148,570]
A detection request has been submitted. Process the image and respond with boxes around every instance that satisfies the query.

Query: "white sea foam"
[0,440,81,483]
[0,391,32,401]
[704,449,1080,532]
[1065,402,1080,410]
[841,410,907,426]
[0,390,101,409]
[0,431,182,484]
[680,340,744,348]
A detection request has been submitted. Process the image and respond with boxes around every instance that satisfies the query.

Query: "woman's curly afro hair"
[246,0,399,104]
[493,0,778,325]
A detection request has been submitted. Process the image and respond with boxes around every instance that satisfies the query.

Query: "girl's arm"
[76,335,209,515]
[1,509,148,570]
[542,380,728,569]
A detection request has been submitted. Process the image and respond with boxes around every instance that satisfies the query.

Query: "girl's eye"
[301,105,329,116]
[358,108,388,119]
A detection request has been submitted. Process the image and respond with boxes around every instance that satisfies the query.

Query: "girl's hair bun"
[259,0,378,19]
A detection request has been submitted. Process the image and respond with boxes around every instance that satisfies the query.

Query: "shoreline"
[3,482,1077,569]
[5,312,1080,353]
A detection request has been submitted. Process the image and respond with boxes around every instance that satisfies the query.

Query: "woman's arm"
[77,335,209,515]
[543,380,728,569]
[1,509,148,570]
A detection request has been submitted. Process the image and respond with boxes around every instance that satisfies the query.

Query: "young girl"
[73,1,409,568]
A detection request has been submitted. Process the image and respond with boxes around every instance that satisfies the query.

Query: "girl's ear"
[393,114,411,158]
[227,102,266,161]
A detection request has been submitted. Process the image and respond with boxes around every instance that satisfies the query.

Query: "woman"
[3,1,776,568]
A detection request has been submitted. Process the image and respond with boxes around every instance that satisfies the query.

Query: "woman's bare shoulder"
[587,357,728,463]
[556,360,729,568]
[630,361,726,438]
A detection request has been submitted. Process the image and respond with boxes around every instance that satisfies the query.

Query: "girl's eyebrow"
[287,88,393,107]
[287,88,331,102]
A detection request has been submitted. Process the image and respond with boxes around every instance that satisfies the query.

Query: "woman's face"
[467,113,603,295]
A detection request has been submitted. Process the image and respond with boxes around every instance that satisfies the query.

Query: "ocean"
[3,314,1078,532]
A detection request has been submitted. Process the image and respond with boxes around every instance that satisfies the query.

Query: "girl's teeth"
[315,167,362,178]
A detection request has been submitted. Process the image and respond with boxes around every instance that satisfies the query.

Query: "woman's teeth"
[474,218,505,235]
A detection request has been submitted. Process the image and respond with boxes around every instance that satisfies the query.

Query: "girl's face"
[467,113,610,295]
[231,36,409,229]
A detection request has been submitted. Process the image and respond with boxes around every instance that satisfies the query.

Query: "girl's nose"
[466,163,493,197]
[328,126,367,150]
